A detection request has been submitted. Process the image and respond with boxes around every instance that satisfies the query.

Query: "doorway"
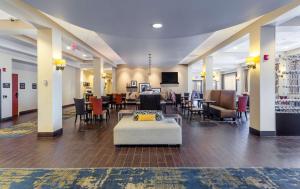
[12,74,18,117]
[192,80,203,93]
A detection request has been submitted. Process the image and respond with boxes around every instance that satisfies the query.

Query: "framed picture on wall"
[32,83,37,89]
[19,83,25,89]
[139,83,150,93]
[152,88,161,93]
[3,83,10,88]
[131,80,137,87]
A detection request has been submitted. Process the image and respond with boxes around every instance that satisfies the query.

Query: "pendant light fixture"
[148,53,152,75]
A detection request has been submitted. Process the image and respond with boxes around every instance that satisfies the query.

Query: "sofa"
[207,90,236,120]
[113,116,182,145]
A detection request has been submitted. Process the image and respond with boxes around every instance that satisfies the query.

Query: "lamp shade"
[246,56,260,69]
[53,59,66,70]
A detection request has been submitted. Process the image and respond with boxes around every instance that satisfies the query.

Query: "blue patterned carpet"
[0,168,300,188]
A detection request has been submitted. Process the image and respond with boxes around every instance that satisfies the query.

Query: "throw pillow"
[137,114,156,121]
[133,110,163,121]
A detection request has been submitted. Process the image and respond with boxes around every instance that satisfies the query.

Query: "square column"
[237,65,245,95]
[75,68,82,98]
[37,28,63,136]
[203,56,214,91]
[93,58,105,97]
[111,67,117,93]
[249,26,276,136]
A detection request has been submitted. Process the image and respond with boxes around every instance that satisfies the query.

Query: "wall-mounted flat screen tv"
[161,72,179,84]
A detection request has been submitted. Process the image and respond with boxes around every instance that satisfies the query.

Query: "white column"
[93,57,104,97]
[249,26,276,136]
[214,71,222,90]
[237,65,245,95]
[0,53,12,119]
[188,64,193,94]
[112,67,117,93]
[37,28,62,136]
[203,56,214,91]
[75,68,82,98]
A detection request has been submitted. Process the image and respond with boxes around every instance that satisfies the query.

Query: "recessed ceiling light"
[66,46,71,50]
[152,23,163,29]
[233,46,238,50]
[83,54,87,57]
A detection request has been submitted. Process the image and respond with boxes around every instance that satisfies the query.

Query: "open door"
[12,74,18,117]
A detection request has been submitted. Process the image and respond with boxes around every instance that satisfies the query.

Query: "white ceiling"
[23,0,293,67]
[0,9,13,20]
[206,18,300,72]
[47,14,125,65]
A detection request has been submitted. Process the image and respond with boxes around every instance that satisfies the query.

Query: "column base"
[249,127,276,136]
[37,128,63,137]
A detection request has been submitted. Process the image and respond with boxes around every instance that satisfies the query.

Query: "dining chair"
[101,96,110,118]
[87,96,96,119]
[115,94,123,110]
[175,94,182,108]
[184,93,190,101]
[237,96,248,119]
[91,98,108,122]
[74,98,87,124]
[187,100,203,120]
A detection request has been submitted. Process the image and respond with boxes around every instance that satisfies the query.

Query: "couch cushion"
[210,90,221,106]
[210,105,236,118]
[220,90,236,110]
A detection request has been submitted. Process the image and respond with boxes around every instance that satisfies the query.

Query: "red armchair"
[237,96,248,119]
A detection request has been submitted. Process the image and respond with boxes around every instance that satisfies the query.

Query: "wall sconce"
[200,71,206,78]
[246,56,260,69]
[53,59,66,70]
[236,76,240,81]
[102,72,107,79]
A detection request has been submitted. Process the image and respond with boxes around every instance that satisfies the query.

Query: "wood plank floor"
[1,106,300,168]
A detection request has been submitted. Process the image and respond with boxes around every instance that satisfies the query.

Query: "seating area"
[2,1,300,188]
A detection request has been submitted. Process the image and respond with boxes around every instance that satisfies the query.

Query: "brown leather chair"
[208,90,236,120]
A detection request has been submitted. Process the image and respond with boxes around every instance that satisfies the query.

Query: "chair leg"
[75,114,78,123]
[245,112,248,120]
[107,109,110,119]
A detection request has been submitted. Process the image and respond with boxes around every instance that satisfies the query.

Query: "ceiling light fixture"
[152,23,163,29]
[83,54,87,57]
[66,46,71,50]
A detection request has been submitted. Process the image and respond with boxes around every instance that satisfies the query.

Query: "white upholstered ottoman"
[113,116,182,145]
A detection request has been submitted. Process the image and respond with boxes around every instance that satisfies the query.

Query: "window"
[223,73,237,91]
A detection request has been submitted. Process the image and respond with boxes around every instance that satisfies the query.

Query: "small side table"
[118,109,135,121]
[203,100,216,119]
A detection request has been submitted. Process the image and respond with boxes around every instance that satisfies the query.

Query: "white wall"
[62,66,79,105]
[116,65,188,94]
[0,57,80,118]
[12,61,37,112]
[223,73,237,90]
[11,62,78,114]
[0,53,12,119]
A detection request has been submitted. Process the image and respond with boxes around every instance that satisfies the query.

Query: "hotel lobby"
[1,0,300,188]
